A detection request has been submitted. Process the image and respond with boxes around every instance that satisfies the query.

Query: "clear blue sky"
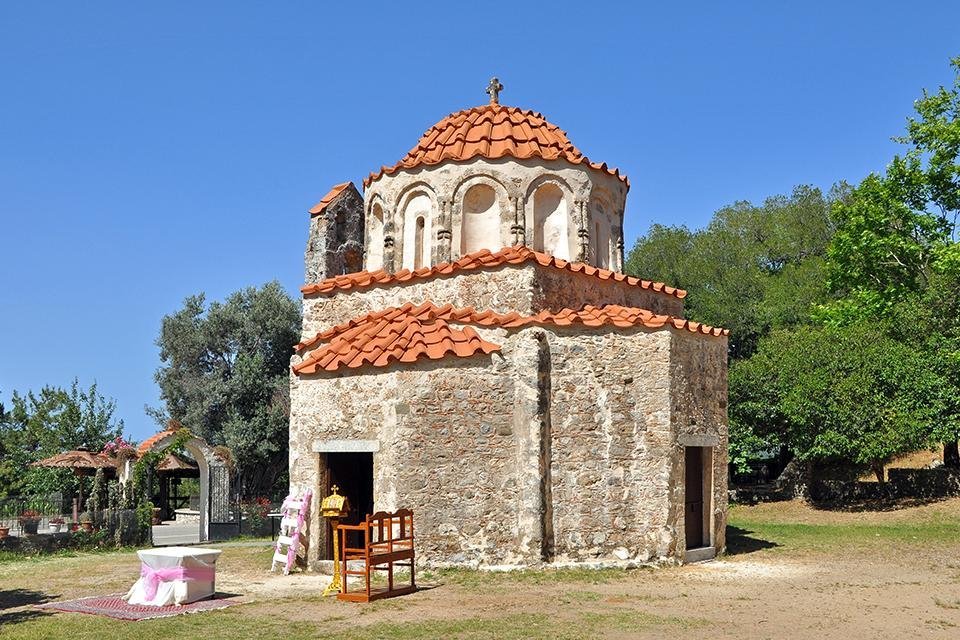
[2,2,958,441]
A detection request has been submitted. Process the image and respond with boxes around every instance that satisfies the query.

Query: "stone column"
[510,195,526,246]
[615,214,625,272]
[435,197,453,264]
[382,207,397,274]
[575,199,590,263]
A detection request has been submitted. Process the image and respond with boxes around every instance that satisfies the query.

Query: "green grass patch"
[728,508,960,554]
[1,607,704,640]
[0,606,332,640]
[338,610,700,640]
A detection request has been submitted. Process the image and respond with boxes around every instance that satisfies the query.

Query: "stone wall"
[289,346,535,568]
[301,266,538,340]
[545,328,677,563]
[531,265,684,317]
[305,184,365,282]
[301,263,685,340]
[669,331,730,554]
[289,318,727,568]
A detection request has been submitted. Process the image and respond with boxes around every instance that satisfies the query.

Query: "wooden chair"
[337,509,415,602]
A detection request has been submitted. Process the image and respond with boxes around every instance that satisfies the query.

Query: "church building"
[289,80,729,568]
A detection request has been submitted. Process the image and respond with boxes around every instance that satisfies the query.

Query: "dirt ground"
[2,498,960,639]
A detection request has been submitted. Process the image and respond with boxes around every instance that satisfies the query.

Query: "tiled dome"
[364,104,628,188]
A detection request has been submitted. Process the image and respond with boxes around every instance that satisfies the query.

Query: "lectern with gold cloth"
[320,486,350,596]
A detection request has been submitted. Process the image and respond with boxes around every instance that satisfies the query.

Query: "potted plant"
[18,509,42,535]
[78,511,94,533]
[151,503,162,526]
[0,524,9,539]
[48,517,65,533]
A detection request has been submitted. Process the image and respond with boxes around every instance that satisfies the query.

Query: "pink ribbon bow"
[140,562,215,602]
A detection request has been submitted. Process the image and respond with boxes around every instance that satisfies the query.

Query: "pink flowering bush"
[102,435,135,457]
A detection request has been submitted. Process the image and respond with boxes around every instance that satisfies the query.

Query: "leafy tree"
[0,380,124,499]
[731,324,944,484]
[627,184,843,358]
[820,56,960,465]
[153,281,300,498]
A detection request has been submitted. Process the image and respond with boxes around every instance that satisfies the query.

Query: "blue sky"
[2,2,959,441]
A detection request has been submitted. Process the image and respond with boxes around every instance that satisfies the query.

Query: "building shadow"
[725,525,779,556]
[0,589,57,627]
[0,608,52,627]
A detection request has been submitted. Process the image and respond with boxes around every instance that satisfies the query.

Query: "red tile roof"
[309,182,353,216]
[301,245,686,299]
[364,104,628,188]
[294,302,727,373]
[137,429,176,455]
[292,303,500,374]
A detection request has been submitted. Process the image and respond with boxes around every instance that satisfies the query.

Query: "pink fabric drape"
[140,562,216,602]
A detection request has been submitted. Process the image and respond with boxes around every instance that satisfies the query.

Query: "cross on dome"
[485,77,503,105]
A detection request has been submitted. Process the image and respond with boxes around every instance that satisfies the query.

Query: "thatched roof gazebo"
[31,446,118,520]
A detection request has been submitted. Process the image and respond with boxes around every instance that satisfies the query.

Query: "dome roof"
[364,103,628,188]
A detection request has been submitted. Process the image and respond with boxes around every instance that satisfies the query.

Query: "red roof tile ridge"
[137,429,176,455]
[293,302,727,374]
[363,104,629,188]
[308,182,354,216]
[300,245,687,300]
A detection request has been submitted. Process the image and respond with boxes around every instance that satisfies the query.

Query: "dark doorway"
[684,447,706,549]
[324,452,374,559]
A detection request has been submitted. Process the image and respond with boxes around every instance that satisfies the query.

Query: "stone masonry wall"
[301,264,685,341]
[304,184,365,282]
[546,328,677,563]
[301,267,538,340]
[289,343,544,569]
[669,331,729,553]
[531,265,684,317]
[289,321,716,568]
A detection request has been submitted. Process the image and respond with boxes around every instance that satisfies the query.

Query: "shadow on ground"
[725,525,779,556]
[0,589,57,611]
[810,495,951,513]
[0,589,57,627]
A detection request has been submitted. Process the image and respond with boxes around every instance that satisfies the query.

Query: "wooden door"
[684,447,704,549]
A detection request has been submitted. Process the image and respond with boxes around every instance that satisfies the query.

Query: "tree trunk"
[871,463,886,486]
[944,440,960,468]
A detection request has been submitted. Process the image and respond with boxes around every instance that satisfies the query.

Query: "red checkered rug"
[36,593,241,621]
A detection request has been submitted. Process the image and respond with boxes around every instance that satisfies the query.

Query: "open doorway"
[323,452,374,559]
[684,446,713,558]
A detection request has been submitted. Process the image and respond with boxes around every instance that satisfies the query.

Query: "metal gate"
[208,465,240,540]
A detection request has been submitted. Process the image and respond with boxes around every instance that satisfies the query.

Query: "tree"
[820,56,960,465]
[626,184,843,359]
[731,324,944,484]
[153,281,300,498]
[0,380,124,499]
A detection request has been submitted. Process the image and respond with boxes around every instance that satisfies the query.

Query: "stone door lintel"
[312,439,380,453]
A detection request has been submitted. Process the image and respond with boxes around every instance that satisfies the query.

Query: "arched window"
[402,193,432,270]
[460,184,501,255]
[533,183,569,259]
[367,203,384,271]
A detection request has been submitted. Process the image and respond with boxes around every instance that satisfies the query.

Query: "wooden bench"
[337,509,415,602]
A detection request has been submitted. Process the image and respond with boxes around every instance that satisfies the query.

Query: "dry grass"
[3,499,960,639]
